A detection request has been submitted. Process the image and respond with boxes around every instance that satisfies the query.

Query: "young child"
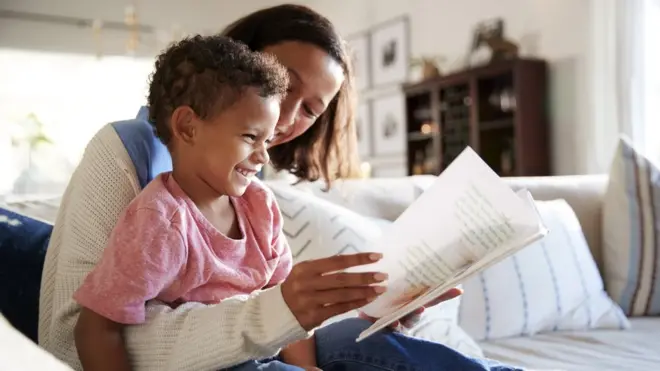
[73,35,318,371]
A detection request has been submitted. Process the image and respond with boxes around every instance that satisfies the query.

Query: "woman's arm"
[126,289,305,370]
[41,124,385,371]
[39,125,308,371]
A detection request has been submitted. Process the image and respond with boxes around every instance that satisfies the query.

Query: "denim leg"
[223,359,305,371]
[315,318,525,371]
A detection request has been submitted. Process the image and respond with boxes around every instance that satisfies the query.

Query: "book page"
[353,147,545,319]
[356,187,548,342]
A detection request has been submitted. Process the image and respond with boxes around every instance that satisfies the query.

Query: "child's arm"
[72,208,187,370]
[279,336,318,369]
[74,308,131,371]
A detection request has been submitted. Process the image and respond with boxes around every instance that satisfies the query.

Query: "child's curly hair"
[147,35,289,144]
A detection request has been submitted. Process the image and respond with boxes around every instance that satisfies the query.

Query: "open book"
[354,147,549,342]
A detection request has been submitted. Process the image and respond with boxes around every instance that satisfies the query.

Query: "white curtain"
[641,0,660,161]
[615,0,660,161]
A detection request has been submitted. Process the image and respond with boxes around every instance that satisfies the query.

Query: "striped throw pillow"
[458,199,629,341]
[603,136,660,316]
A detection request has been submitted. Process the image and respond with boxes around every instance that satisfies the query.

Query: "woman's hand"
[358,287,463,329]
[281,253,388,331]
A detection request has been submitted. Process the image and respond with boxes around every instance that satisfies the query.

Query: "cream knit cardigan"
[38,124,308,371]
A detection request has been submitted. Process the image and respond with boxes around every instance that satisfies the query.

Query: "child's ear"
[170,106,198,144]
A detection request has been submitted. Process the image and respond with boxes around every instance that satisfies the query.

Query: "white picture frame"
[371,163,407,178]
[346,33,371,91]
[372,93,406,156]
[369,17,410,87]
[356,101,372,157]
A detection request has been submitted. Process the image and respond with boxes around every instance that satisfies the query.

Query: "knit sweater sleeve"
[38,124,308,371]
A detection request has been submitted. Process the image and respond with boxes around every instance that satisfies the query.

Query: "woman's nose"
[276,97,300,134]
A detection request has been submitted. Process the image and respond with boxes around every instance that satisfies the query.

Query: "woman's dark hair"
[222,4,360,185]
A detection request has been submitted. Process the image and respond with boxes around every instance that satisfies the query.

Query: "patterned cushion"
[458,199,629,341]
[291,176,433,221]
[267,182,484,357]
[603,136,660,316]
[0,206,53,343]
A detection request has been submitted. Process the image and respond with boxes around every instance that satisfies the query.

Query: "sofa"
[265,171,660,371]
[1,171,659,370]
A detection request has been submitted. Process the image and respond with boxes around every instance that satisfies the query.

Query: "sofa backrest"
[504,174,608,269]
[277,174,609,270]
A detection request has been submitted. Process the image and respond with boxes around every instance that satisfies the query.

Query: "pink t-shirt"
[73,172,292,325]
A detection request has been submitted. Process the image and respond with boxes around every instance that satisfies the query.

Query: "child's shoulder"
[240,179,284,218]
[124,173,182,220]
[242,178,276,206]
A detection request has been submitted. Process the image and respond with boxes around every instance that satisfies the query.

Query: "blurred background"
[0,0,658,194]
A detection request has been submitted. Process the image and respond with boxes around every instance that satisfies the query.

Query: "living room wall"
[0,0,615,176]
[312,0,615,176]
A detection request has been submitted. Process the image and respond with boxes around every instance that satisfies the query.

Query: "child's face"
[176,89,280,198]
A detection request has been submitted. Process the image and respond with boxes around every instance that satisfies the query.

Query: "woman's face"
[262,41,345,147]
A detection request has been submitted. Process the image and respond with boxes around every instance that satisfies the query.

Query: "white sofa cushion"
[459,199,629,341]
[479,317,660,371]
[266,182,484,357]
[603,136,660,316]
[0,314,73,371]
[289,176,435,221]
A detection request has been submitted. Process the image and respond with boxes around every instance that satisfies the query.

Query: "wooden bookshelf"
[404,58,550,177]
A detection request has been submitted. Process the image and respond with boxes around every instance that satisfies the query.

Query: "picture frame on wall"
[371,163,407,178]
[355,101,372,157]
[369,16,410,87]
[372,93,406,156]
[346,32,371,91]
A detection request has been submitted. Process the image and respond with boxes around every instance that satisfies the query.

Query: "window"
[642,0,660,161]
[0,49,152,194]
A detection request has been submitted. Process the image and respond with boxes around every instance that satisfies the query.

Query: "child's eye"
[242,134,257,142]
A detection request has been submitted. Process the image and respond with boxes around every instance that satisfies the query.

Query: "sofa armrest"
[0,314,73,370]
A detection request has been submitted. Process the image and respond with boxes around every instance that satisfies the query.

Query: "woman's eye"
[302,105,317,119]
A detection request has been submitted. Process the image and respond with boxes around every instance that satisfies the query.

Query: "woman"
[39,4,521,371]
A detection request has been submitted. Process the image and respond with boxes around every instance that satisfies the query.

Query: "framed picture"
[346,33,371,91]
[371,163,407,178]
[369,16,410,87]
[372,93,406,156]
[356,101,372,157]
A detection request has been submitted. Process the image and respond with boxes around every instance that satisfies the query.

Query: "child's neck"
[171,168,230,214]
[172,169,241,239]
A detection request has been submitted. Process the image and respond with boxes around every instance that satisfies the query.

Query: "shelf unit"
[404,58,550,177]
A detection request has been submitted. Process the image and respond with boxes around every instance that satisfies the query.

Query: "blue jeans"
[226,318,524,371]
